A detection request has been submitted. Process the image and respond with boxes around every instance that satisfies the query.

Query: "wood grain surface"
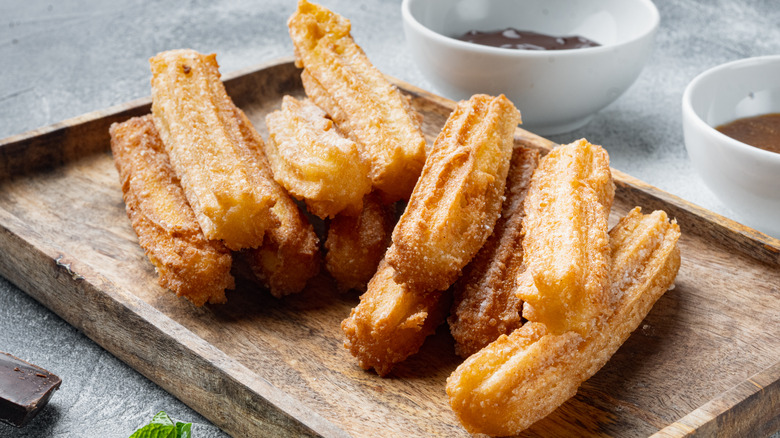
[0,57,778,437]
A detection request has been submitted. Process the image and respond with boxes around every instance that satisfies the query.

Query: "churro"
[341,94,520,375]
[340,260,449,376]
[288,0,427,202]
[325,193,395,291]
[517,139,615,336]
[446,207,681,436]
[264,96,371,219]
[109,115,234,306]
[448,146,539,358]
[150,49,278,250]
[386,94,520,292]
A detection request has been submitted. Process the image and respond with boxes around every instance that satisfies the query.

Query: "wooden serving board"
[1,57,779,438]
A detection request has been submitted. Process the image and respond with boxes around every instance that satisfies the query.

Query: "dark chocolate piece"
[0,351,62,427]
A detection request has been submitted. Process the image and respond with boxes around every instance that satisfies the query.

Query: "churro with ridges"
[150,49,277,250]
[518,139,615,336]
[265,96,371,219]
[231,105,321,298]
[325,192,395,291]
[341,260,449,376]
[386,94,520,292]
[109,115,234,306]
[289,0,427,202]
[446,207,681,436]
[448,146,539,358]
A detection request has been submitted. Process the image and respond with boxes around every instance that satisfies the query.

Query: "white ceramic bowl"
[401,0,659,135]
[682,55,780,239]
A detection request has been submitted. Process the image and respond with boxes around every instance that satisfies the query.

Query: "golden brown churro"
[264,96,372,219]
[341,94,519,375]
[288,0,427,202]
[448,146,540,358]
[386,94,520,292]
[150,49,278,250]
[325,192,395,291]
[446,207,681,436]
[517,139,615,336]
[109,115,234,306]
[340,260,449,376]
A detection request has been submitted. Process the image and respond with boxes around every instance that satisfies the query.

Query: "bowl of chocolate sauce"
[682,55,780,238]
[401,0,659,135]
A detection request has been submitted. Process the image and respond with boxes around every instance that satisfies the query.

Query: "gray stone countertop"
[1,0,778,436]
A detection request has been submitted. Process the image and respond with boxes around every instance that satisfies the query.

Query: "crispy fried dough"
[340,260,450,376]
[325,192,395,291]
[446,207,681,436]
[289,0,427,202]
[109,115,234,306]
[386,94,520,292]
[517,139,615,335]
[265,96,371,219]
[448,146,539,358]
[150,49,278,250]
[231,105,321,298]
[341,94,519,375]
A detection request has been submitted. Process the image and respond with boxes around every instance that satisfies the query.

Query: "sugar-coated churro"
[386,94,520,292]
[341,260,449,376]
[289,0,427,202]
[341,93,520,375]
[517,139,615,336]
[325,192,395,292]
[446,207,681,436]
[448,146,539,358]
[265,96,372,219]
[150,49,278,250]
[109,115,234,306]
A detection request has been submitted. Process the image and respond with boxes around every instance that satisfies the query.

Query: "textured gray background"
[1,0,779,437]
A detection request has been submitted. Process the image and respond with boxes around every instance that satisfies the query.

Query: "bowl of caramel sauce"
[401,0,659,135]
[682,55,780,238]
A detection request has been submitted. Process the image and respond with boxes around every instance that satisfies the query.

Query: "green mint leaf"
[128,422,176,438]
[176,421,192,438]
[129,411,193,438]
[150,411,175,427]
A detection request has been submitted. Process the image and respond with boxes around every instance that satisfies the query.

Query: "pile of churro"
[109,0,681,434]
[111,48,321,304]
[445,140,680,435]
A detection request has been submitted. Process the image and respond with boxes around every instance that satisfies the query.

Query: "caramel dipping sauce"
[456,28,601,51]
[716,113,780,154]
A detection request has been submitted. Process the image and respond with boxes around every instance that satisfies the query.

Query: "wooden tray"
[1,57,778,438]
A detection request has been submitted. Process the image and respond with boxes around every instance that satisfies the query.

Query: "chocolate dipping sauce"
[716,113,780,155]
[456,28,601,51]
